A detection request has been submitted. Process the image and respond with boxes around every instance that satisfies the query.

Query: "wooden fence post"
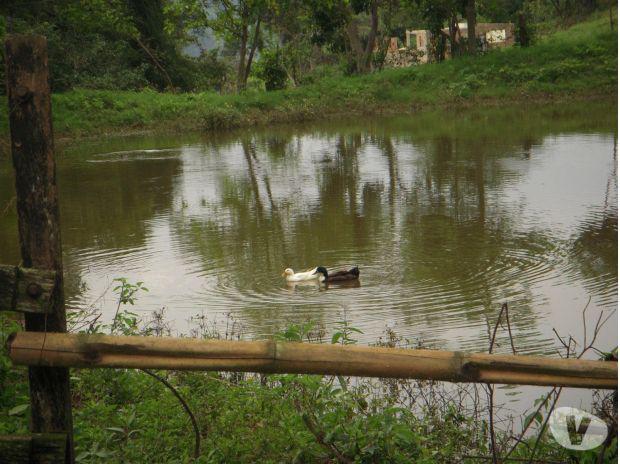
[5,34,74,463]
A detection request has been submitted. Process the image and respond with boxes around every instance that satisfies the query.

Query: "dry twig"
[141,369,201,460]
[294,398,352,464]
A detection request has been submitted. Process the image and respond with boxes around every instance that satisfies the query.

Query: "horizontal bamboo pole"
[7,332,617,389]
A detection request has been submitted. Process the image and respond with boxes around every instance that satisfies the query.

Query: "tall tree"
[268,0,313,85]
[465,0,476,54]
[310,0,393,74]
[179,0,273,91]
[127,0,176,89]
[1,0,195,91]
[347,0,380,73]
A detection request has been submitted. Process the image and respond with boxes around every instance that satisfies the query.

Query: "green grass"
[0,12,616,139]
[3,312,614,464]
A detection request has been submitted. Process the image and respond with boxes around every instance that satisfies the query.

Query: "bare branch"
[1,196,16,216]
[141,369,201,460]
[504,303,517,355]
[526,388,564,464]
[489,304,506,354]
[294,398,352,464]
[487,384,499,464]
[582,296,591,349]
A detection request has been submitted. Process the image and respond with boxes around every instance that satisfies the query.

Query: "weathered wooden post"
[4,34,74,463]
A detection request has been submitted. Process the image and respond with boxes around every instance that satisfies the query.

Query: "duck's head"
[282,268,294,277]
[314,266,328,281]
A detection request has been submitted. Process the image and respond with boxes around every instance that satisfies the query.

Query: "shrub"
[187,50,232,93]
[255,49,288,91]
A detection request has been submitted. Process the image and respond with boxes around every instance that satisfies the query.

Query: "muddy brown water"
[0,101,617,414]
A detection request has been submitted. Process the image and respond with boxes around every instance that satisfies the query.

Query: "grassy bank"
[0,12,616,140]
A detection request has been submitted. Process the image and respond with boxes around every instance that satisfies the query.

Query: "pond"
[0,102,617,364]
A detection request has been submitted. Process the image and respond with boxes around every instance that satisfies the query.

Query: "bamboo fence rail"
[8,332,617,389]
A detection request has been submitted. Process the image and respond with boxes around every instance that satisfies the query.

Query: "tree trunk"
[244,18,262,84]
[433,31,447,62]
[518,13,529,47]
[345,1,380,74]
[448,14,459,57]
[345,20,365,73]
[374,36,390,71]
[5,34,74,463]
[362,1,379,72]
[237,22,249,92]
[466,0,476,54]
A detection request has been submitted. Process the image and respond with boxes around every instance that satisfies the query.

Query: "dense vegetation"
[0,11,616,139]
[1,296,616,463]
[1,0,611,93]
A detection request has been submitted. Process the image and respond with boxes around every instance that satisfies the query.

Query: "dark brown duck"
[314,266,360,283]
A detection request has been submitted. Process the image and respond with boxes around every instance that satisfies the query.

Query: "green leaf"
[75,451,90,462]
[524,411,536,425]
[8,404,29,416]
[524,410,543,426]
[394,424,415,443]
[106,427,125,434]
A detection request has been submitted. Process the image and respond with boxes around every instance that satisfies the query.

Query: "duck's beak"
[312,269,318,274]
[281,272,286,277]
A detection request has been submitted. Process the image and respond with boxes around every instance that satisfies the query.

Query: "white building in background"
[385,23,515,67]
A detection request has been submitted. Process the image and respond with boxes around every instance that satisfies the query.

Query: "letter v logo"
[549,407,607,450]
[566,414,591,445]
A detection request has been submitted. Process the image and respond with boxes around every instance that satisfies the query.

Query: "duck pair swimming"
[282,266,359,283]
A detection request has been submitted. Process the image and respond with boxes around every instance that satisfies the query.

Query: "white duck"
[281,267,323,282]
